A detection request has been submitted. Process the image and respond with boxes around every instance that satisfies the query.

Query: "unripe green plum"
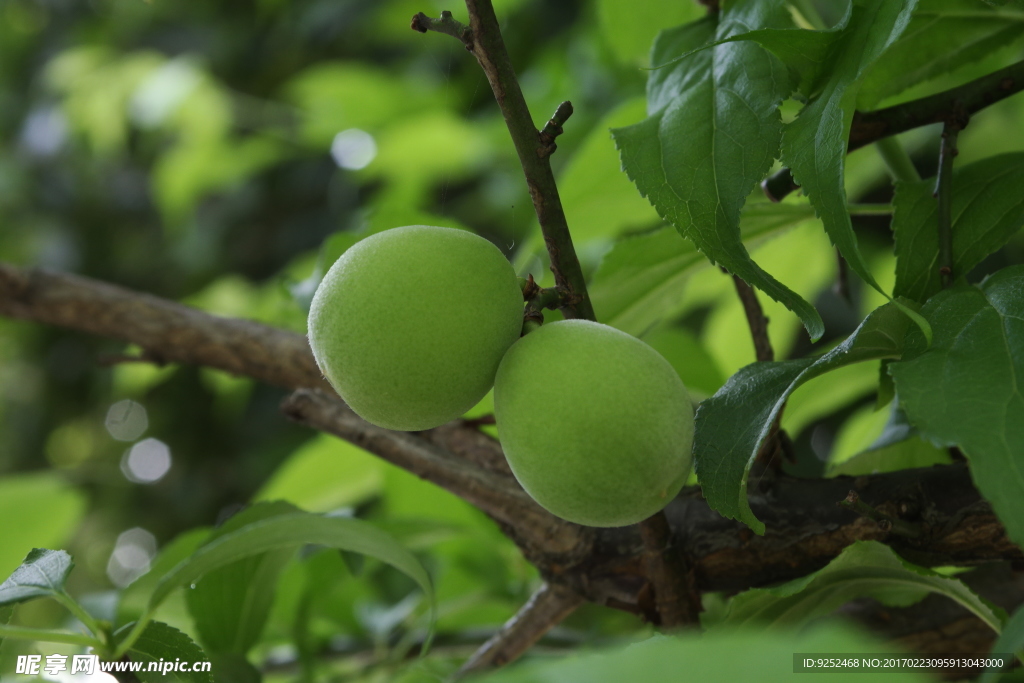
[307,225,524,431]
[494,320,694,527]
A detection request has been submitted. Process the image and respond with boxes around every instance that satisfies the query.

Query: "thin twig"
[538,101,573,158]
[410,10,472,46]
[935,121,962,288]
[414,1,596,321]
[834,249,851,304]
[727,270,774,362]
[764,58,1024,202]
[455,583,583,677]
[638,511,701,627]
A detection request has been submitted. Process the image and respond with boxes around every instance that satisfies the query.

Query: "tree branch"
[455,582,583,677]
[0,263,328,392]
[413,1,596,321]
[728,272,774,363]
[2,260,1020,638]
[638,511,701,627]
[764,58,1024,202]
[280,389,593,562]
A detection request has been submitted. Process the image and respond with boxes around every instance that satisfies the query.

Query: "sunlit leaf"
[0,549,74,608]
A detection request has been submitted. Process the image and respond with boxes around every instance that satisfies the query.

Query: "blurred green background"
[3,0,1024,679]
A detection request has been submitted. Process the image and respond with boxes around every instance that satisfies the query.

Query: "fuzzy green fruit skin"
[307,225,523,431]
[494,320,694,527]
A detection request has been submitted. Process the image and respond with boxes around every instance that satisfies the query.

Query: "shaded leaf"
[828,404,951,476]
[613,2,826,341]
[893,153,1024,303]
[781,0,917,299]
[0,549,74,608]
[147,512,435,645]
[695,303,910,533]
[474,624,933,682]
[980,605,1024,683]
[123,621,212,683]
[857,0,1024,110]
[715,541,1004,633]
[187,502,298,655]
[890,265,1024,547]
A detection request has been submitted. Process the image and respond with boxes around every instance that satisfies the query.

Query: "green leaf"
[474,624,933,683]
[118,529,210,627]
[186,502,298,655]
[0,605,12,648]
[857,0,1024,110]
[893,153,1024,303]
[134,512,434,654]
[0,473,87,578]
[781,0,917,300]
[596,0,704,64]
[590,201,816,336]
[121,621,212,683]
[0,549,74,608]
[714,541,1005,633]
[694,303,910,533]
[643,328,725,400]
[890,265,1024,547]
[206,653,262,683]
[612,1,826,341]
[981,605,1024,683]
[556,98,661,243]
[828,404,951,476]
[255,435,384,513]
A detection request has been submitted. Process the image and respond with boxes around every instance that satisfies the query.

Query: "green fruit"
[308,225,524,431]
[494,320,694,527]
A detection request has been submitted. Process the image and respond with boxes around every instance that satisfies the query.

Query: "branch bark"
[412,1,596,321]
[3,260,1021,646]
[455,582,583,678]
[764,58,1024,202]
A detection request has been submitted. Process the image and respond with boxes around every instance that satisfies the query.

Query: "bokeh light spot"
[106,527,156,588]
[121,437,171,483]
[105,399,149,442]
[331,128,377,170]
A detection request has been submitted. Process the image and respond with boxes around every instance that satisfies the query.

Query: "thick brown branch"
[0,263,328,392]
[281,389,592,562]
[414,2,595,321]
[764,59,1024,202]
[281,387,1022,619]
[638,511,701,627]
[2,261,1020,648]
[455,582,583,677]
